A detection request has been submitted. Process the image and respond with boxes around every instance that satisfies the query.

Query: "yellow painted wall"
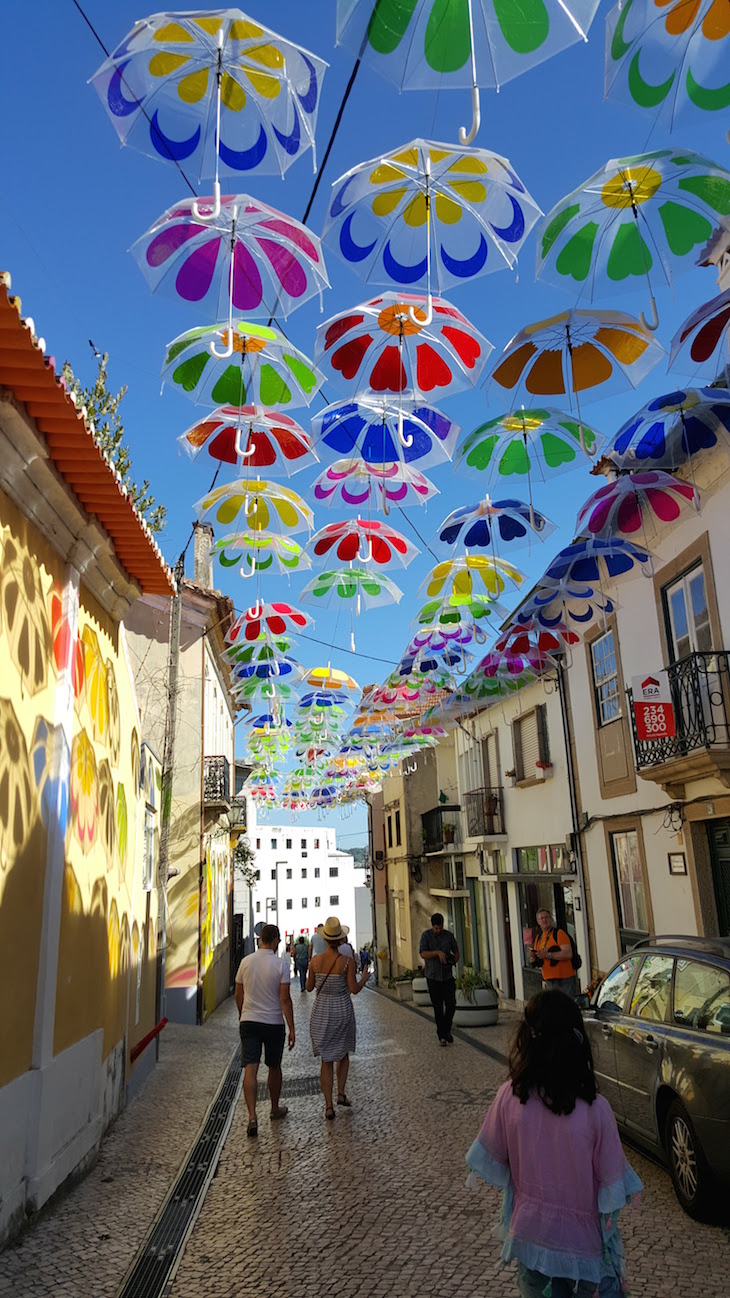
[201,832,231,1021]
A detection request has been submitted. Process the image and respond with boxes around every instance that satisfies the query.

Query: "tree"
[61,352,167,534]
[232,836,257,889]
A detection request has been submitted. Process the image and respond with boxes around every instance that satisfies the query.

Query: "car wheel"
[665,1098,711,1219]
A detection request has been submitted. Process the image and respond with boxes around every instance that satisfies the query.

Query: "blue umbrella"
[541,538,652,586]
[608,388,730,470]
[232,654,301,681]
[516,582,615,630]
[438,498,556,549]
[312,394,459,468]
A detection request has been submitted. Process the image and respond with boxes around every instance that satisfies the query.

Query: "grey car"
[582,935,730,1219]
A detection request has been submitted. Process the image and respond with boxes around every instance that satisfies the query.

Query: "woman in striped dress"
[306,915,370,1120]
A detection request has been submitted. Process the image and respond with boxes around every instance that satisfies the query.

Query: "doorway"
[707,819,730,936]
[500,881,515,999]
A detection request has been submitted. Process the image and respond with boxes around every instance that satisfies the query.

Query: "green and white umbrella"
[161,320,322,408]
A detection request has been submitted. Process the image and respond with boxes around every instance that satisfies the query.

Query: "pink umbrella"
[669,290,730,380]
[312,458,438,514]
[576,470,697,544]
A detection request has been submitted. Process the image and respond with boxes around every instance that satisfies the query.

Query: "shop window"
[591,630,620,725]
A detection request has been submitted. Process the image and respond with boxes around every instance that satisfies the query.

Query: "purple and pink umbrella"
[576,470,697,543]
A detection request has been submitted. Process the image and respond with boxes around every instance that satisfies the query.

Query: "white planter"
[453,988,499,1027]
[394,980,413,1002]
[412,976,431,1006]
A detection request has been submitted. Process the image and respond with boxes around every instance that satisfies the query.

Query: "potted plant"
[389,968,418,1001]
[442,821,456,845]
[504,768,517,787]
[412,967,430,1005]
[535,759,552,780]
[453,967,499,1027]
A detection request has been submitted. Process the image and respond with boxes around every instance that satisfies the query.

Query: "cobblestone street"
[2,987,728,1298]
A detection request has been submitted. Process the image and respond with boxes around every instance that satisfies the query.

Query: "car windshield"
[595,955,641,1014]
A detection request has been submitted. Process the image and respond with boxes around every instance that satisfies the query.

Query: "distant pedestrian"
[530,909,577,999]
[293,935,309,991]
[419,912,459,1046]
[234,924,295,1138]
[309,923,328,963]
[338,925,355,960]
[466,991,641,1298]
[307,915,370,1119]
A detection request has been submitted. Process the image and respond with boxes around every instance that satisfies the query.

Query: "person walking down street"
[419,912,459,1046]
[293,935,309,991]
[234,924,295,1139]
[307,915,370,1120]
[466,991,641,1298]
[309,923,328,964]
[530,909,577,999]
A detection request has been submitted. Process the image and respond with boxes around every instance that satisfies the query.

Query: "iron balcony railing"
[629,650,730,769]
[421,804,461,854]
[464,786,505,838]
[203,755,231,806]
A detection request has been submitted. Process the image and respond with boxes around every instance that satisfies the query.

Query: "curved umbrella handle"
[249,598,263,619]
[191,180,221,223]
[397,405,414,449]
[210,329,234,359]
[408,291,432,329]
[458,84,481,147]
[234,426,256,459]
[358,532,374,563]
[351,629,356,653]
[640,294,660,332]
[239,556,256,580]
[263,680,276,699]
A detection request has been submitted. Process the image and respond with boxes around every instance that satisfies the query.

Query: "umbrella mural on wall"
[312,459,438,513]
[668,290,730,379]
[437,498,556,551]
[312,395,459,469]
[179,406,318,472]
[576,470,698,545]
[308,518,418,566]
[162,321,322,409]
[606,387,730,469]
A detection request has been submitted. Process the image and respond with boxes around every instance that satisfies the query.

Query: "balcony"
[203,755,231,807]
[629,651,730,796]
[463,786,505,840]
[421,804,461,855]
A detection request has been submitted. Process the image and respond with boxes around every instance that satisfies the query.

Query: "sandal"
[336,1094,352,1107]
[325,1106,336,1121]
[270,1106,289,1120]
[247,1118,258,1138]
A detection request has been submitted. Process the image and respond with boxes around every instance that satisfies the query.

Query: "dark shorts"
[239,1021,285,1068]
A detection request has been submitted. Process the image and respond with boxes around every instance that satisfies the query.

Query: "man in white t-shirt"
[234,924,295,1138]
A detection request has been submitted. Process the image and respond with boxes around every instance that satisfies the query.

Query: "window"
[286,899,292,911]
[609,830,649,948]
[664,563,711,661]
[271,838,277,850]
[301,868,307,879]
[329,866,339,877]
[595,956,641,1014]
[630,955,673,1022]
[314,838,320,849]
[314,867,320,878]
[513,706,549,781]
[256,838,261,850]
[301,838,307,849]
[591,630,621,725]
[314,895,321,907]
[674,960,730,1034]
[286,838,292,850]
[387,815,393,848]
[255,870,260,881]
[286,868,292,880]
[269,900,277,912]
[301,898,308,909]
[395,808,401,846]
[482,732,497,788]
[271,868,277,880]
[256,901,261,913]
[302,851,308,859]
[329,894,339,905]
[516,845,569,874]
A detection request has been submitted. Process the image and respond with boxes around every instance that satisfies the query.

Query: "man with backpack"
[530,909,581,999]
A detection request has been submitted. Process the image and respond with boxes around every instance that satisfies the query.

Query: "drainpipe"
[157,555,185,1029]
[556,662,594,976]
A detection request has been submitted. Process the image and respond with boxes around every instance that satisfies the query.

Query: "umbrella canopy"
[535,148,730,327]
[312,459,438,511]
[209,530,310,574]
[541,538,653,586]
[607,387,730,468]
[414,592,509,628]
[226,600,312,644]
[605,0,730,130]
[475,645,558,677]
[456,407,604,480]
[420,554,524,600]
[669,290,730,377]
[299,567,404,611]
[438,497,556,550]
[232,653,301,681]
[303,666,360,693]
[308,519,418,567]
[195,478,314,533]
[312,395,459,469]
[495,620,579,655]
[179,406,317,473]
[516,581,616,630]
[91,11,326,181]
[162,321,322,409]
[407,624,483,655]
[576,470,697,542]
[232,676,299,702]
[322,138,540,298]
[315,293,492,397]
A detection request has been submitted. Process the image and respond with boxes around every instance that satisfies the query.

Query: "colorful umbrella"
[576,470,698,544]
[91,11,326,202]
[208,530,310,575]
[335,0,600,146]
[495,620,579,655]
[296,691,351,715]
[195,478,313,533]
[312,459,438,513]
[232,676,299,702]
[669,290,730,379]
[396,646,471,677]
[420,555,524,600]
[516,582,615,630]
[489,309,665,451]
[312,394,459,469]
[475,645,559,677]
[308,518,418,567]
[179,406,317,473]
[299,567,403,611]
[414,592,509,628]
[607,388,730,468]
[303,666,360,693]
[162,321,322,408]
[407,624,484,655]
[437,498,556,550]
[535,149,730,329]
[310,786,338,807]
[226,601,312,644]
[456,408,604,487]
[605,0,730,130]
[323,139,540,316]
[245,712,293,730]
[231,653,301,681]
[541,538,653,586]
[223,634,292,665]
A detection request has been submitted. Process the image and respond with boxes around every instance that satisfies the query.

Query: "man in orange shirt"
[530,909,577,999]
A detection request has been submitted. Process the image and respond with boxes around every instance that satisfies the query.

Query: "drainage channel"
[115,1046,242,1298]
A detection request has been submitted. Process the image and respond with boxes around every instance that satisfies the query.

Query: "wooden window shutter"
[516,712,540,778]
[537,704,550,764]
[512,718,523,779]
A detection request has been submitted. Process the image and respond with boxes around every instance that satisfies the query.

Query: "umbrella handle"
[239,556,256,580]
[234,427,256,459]
[191,180,221,223]
[458,84,481,147]
[408,292,432,329]
[358,533,374,563]
[397,405,414,449]
[640,295,660,332]
[351,629,356,653]
[210,329,234,359]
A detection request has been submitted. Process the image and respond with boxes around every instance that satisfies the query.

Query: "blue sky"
[2,1,728,848]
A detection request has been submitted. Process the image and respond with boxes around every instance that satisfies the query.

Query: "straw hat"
[322,916,347,942]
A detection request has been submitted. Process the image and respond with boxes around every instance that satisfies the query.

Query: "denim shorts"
[239,1021,285,1068]
[517,1264,621,1298]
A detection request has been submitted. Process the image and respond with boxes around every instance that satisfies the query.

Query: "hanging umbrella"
[232,676,299,702]
[407,624,483,655]
[669,290,730,379]
[438,497,556,551]
[516,582,616,630]
[308,518,418,567]
[323,139,540,314]
[231,653,302,681]
[456,408,604,487]
[310,786,338,807]
[312,459,438,513]
[296,691,350,714]
[312,394,459,469]
[489,309,665,451]
[607,388,730,468]
[414,592,510,628]
[303,666,360,692]
[335,2,600,147]
[541,538,653,586]
[495,621,579,655]
[299,567,403,611]
[179,406,318,473]
[195,478,314,533]
[605,0,730,131]
[91,11,327,203]
[245,712,293,731]
[223,634,292,665]
[420,554,524,601]
[475,644,559,678]
[226,601,312,644]
[208,529,310,575]
[576,471,698,544]
[161,321,322,406]
[535,148,730,329]
[396,646,471,677]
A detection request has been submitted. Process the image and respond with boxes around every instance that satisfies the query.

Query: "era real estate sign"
[632,672,676,742]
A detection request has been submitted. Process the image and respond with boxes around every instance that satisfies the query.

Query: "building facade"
[244,823,365,950]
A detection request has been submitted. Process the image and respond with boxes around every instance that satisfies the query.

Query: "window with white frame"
[591,630,621,726]
[458,742,481,796]
[664,562,712,661]
[315,895,321,907]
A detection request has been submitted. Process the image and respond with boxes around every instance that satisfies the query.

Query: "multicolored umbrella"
[669,290,730,378]
[308,519,418,567]
[231,650,301,680]
[407,624,484,655]
[607,387,730,468]
[437,497,556,550]
[299,567,403,611]
[456,408,604,486]
[541,538,653,586]
[232,675,299,702]
[421,554,523,601]
[223,634,291,665]
[195,478,313,533]
[414,591,509,629]
[226,600,312,644]
[516,581,615,630]
[489,310,665,451]
[162,321,322,408]
[495,619,579,659]
[179,406,317,472]
[312,394,459,468]
[576,470,697,543]
[91,12,327,197]
[245,712,293,731]
[535,149,730,329]
[312,459,438,512]
[474,644,558,678]
[605,0,730,130]
[208,529,310,575]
